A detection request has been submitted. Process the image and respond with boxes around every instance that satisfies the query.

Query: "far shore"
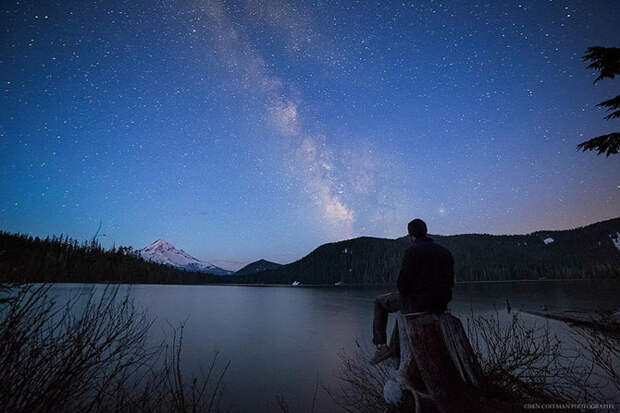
[213,278,617,287]
[25,278,618,288]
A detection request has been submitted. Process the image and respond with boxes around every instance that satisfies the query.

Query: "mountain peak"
[138,239,232,275]
[235,259,282,275]
[145,238,171,248]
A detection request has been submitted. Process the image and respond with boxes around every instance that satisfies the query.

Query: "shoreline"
[25,278,619,288]
[213,278,614,287]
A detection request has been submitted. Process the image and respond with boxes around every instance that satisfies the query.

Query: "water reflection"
[50,281,619,412]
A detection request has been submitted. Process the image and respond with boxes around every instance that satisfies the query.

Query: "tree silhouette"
[577,47,619,156]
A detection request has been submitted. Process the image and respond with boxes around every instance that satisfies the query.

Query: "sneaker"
[370,344,392,365]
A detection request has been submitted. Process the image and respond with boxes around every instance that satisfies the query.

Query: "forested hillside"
[235,259,282,275]
[1,217,619,285]
[224,218,620,284]
[0,232,218,284]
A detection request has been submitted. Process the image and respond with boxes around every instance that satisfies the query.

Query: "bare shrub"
[159,327,230,413]
[0,283,228,413]
[325,340,393,413]
[572,312,620,397]
[275,374,321,413]
[328,312,614,412]
[466,311,604,404]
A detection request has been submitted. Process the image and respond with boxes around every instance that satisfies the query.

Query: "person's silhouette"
[371,218,455,364]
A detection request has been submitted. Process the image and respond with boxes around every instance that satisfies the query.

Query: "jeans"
[373,292,401,347]
[373,291,448,354]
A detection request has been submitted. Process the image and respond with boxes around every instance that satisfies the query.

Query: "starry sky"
[1,0,619,269]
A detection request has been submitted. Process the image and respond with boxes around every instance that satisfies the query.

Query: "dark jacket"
[397,236,454,313]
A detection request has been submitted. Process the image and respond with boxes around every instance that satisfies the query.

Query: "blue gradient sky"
[1,0,619,269]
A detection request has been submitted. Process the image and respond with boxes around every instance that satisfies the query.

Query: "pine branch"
[583,47,620,84]
[597,95,620,120]
[576,132,620,156]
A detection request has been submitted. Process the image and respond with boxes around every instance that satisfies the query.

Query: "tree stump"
[383,312,518,413]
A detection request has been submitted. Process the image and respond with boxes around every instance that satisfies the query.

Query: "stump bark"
[383,312,519,413]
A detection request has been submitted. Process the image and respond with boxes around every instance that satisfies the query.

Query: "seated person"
[371,218,454,364]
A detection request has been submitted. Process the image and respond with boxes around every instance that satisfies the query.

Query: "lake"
[50,281,620,412]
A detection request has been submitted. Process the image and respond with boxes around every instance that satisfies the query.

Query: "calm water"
[51,281,620,412]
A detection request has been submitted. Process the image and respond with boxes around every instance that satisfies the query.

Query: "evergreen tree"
[578,46,620,156]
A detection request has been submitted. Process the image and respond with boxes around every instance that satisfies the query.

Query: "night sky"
[1,1,619,269]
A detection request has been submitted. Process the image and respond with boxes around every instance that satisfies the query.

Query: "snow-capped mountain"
[137,239,232,275]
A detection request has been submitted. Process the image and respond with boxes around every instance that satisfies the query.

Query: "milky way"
[1,0,619,266]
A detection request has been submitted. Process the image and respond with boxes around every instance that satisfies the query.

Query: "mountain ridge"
[235,259,282,275]
[0,217,618,285]
[223,217,620,284]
